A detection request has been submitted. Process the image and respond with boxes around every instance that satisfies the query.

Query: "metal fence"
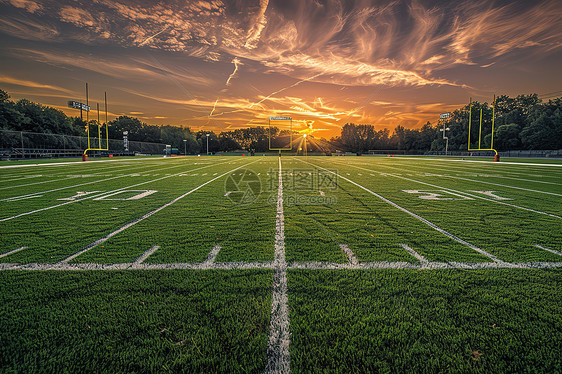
[425,150,562,158]
[0,129,168,159]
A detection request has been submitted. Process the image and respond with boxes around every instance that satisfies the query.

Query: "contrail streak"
[138,25,169,47]
[226,57,242,86]
[249,72,323,109]
[209,98,219,116]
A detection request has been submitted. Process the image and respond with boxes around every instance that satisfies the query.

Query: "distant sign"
[269,117,292,120]
[440,113,451,119]
[68,101,90,111]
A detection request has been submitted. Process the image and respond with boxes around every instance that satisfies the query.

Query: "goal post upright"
[467,95,499,161]
[268,116,293,152]
[83,89,110,158]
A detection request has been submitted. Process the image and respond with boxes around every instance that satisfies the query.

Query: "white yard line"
[2,260,562,271]
[0,158,218,202]
[397,157,562,168]
[133,246,160,264]
[287,261,562,270]
[0,175,81,190]
[387,159,562,180]
[437,174,562,197]
[331,160,562,220]
[0,157,181,169]
[58,160,260,264]
[535,244,562,257]
[0,158,244,222]
[0,174,43,183]
[298,158,502,263]
[399,243,428,263]
[266,157,291,374]
[0,246,27,259]
[339,244,358,265]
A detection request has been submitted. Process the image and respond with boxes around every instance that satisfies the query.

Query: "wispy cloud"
[0,75,73,94]
[4,0,559,87]
[6,0,41,13]
[1,0,560,135]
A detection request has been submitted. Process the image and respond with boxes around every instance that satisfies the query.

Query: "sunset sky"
[0,0,561,138]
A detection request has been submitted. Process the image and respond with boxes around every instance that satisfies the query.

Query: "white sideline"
[399,243,428,263]
[535,244,562,257]
[333,160,562,220]
[340,244,358,265]
[58,160,260,264]
[0,158,245,222]
[265,157,291,374]
[133,246,160,265]
[0,246,27,259]
[298,158,502,263]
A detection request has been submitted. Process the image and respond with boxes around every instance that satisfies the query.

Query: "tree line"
[1,88,560,153]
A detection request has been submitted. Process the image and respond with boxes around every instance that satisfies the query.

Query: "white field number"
[402,190,473,200]
[57,190,158,201]
[403,190,511,201]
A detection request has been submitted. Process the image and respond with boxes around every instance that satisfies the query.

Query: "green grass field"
[1,155,561,372]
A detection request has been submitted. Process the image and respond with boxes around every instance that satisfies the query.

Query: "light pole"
[183,139,187,155]
[206,134,210,155]
[439,113,451,156]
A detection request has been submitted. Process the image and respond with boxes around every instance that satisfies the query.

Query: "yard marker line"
[203,245,221,266]
[331,160,562,220]
[339,244,358,265]
[535,244,562,257]
[266,157,291,374]
[0,158,245,222]
[399,243,428,263]
[298,158,502,263]
[0,246,27,259]
[133,246,160,264]
[58,160,260,264]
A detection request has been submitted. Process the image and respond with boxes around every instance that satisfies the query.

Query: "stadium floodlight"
[206,134,210,155]
[183,139,187,155]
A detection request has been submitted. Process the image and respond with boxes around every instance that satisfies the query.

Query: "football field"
[1,155,561,372]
